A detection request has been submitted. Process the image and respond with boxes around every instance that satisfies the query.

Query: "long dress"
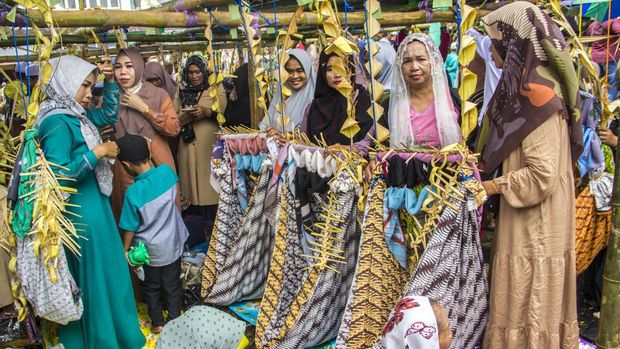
[173,86,227,206]
[483,112,579,348]
[38,82,145,349]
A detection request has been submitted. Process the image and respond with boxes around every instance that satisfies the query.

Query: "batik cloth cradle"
[201,134,276,305]
[255,144,360,348]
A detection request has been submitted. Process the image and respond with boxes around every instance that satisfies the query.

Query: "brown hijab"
[114,48,171,139]
[476,2,582,174]
[145,61,178,99]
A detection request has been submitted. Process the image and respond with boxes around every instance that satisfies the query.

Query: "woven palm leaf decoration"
[458,3,479,140]
[272,7,305,131]
[2,1,82,321]
[205,16,227,126]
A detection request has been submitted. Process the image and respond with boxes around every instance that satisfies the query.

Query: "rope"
[234,0,274,27]
[343,0,353,28]
[363,0,378,141]
[272,0,286,132]
[25,9,31,104]
[10,23,28,120]
[604,0,612,89]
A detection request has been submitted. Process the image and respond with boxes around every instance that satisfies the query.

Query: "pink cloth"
[587,19,620,64]
[410,103,441,147]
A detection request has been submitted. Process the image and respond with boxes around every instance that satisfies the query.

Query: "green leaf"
[266,26,275,34]
[7,7,17,24]
[49,0,62,6]
[296,0,312,6]
[0,27,7,41]
[230,27,238,39]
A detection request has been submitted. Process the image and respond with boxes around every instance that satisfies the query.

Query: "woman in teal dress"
[36,55,145,349]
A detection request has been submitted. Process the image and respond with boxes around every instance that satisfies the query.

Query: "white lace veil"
[388,34,461,148]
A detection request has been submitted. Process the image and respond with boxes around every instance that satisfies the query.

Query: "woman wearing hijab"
[144,61,181,162]
[36,55,144,349]
[223,63,252,128]
[112,48,181,218]
[388,33,461,149]
[477,3,582,347]
[144,61,178,99]
[260,49,316,132]
[173,55,227,223]
[302,51,374,146]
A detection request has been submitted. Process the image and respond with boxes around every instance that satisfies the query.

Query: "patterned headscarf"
[36,55,113,197]
[477,2,583,173]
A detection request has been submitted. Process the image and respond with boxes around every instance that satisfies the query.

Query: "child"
[117,134,189,334]
[381,295,452,349]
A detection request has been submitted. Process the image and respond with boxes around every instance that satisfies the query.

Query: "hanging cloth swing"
[255,147,361,348]
[201,137,275,305]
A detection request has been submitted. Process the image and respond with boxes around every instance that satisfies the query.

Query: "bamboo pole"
[0,41,238,65]
[148,0,229,11]
[598,121,620,348]
[2,8,459,28]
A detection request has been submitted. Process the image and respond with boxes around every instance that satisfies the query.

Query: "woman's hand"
[121,92,150,116]
[97,57,115,83]
[481,180,498,197]
[93,141,119,159]
[188,105,208,119]
[597,126,618,147]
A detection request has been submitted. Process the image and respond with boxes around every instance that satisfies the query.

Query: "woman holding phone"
[173,55,227,225]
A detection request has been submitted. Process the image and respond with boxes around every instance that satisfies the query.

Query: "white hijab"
[36,55,113,197]
[381,296,441,349]
[262,49,316,132]
[388,34,461,148]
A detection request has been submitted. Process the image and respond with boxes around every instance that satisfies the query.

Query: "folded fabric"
[384,186,431,216]
[155,306,246,349]
[288,146,339,178]
[385,156,430,188]
[589,169,613,212]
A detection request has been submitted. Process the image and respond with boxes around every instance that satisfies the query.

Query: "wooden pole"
[597,121,620,348]
[2,8,459,28]
[0,42,238,65]
[148,0,229,11]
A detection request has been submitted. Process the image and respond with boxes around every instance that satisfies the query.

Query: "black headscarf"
[306,51,373,146]
[179,55,209,108]
[223,64,251,128]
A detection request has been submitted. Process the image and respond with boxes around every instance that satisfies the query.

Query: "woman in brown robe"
[477,2,582,348]
[111,49,181,218]
[173,55,226,224]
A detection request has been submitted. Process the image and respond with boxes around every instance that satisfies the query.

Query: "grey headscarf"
[36,55,113,196]
[374,40,396,91]
[262,49,316,132]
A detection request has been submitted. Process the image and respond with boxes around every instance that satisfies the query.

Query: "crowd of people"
[0,1,619,348]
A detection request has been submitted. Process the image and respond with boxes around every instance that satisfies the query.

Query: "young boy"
[117,134,188,334]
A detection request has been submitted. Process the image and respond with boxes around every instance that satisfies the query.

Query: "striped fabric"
[201,149,275,306]
[255,167,360,348]
[400,183,488,349]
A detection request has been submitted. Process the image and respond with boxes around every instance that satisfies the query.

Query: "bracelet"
[491,180,499,194]
[143,107,151,117]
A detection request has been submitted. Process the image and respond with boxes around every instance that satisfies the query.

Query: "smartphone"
[181,106,196,112]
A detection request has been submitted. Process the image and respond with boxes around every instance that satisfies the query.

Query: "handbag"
[180,123,196,143]
[15,234,83,325]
